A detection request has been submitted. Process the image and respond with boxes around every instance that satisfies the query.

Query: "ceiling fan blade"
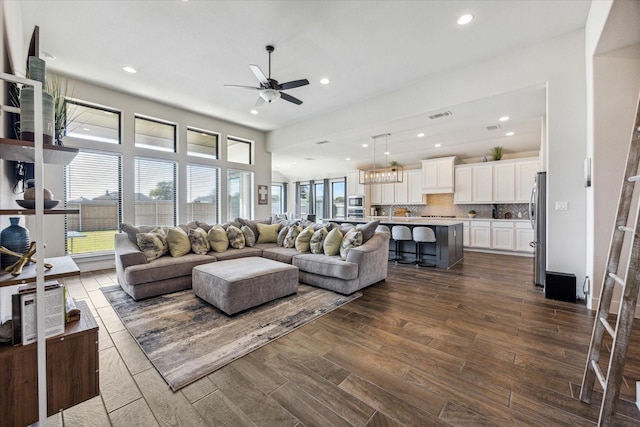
[224,84,261,90]
[280,92,303,105]
[255,96,265,107]
[249,64,269,87]
[277,79,309,90]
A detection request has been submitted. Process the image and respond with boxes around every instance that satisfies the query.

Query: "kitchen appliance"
[347,195,365,219]
[529,171,547,287]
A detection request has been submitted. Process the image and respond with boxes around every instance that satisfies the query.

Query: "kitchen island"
[335,217,464,268]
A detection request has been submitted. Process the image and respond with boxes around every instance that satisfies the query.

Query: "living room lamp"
[359,133,403,184]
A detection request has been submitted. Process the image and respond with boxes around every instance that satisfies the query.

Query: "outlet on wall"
[555,201,568,211]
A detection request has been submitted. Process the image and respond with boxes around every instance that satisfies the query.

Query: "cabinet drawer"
[492,221,514,229]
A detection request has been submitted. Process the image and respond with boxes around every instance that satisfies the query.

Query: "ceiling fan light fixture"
[259,89,281,103]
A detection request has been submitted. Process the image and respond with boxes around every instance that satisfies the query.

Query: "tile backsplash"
[374,193,530,219]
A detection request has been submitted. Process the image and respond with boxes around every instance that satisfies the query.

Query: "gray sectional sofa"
[115,220,390,300]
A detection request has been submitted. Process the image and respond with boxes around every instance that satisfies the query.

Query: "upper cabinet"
[346,171,365,196]
[421,156,456,193]
[370,169,424,205]
[454,157,539,204]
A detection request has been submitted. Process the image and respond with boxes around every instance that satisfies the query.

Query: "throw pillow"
[323,228,343,256]
[207,224,229,252]
[283,225,302,248]
[196,221,213,232]
[256,222,281,243]
[356,220,380,243]
[166,227,191,257]
[340,228,363,260]
[136,230,168,261]
[310,227,328,254]
[121,223,160,243]
[241,225,256,247]
[227,225,245,249]
[295,225,315,252]
[188,227,210,255]
[238,217,271,238]
[277,225,290,247]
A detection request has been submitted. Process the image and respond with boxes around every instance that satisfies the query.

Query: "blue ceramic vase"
[1,217,30,269]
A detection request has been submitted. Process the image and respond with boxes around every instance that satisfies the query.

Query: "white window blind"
[227,169,253,220]
[187,164,218,224]
[64,151,122,255]
[135,158,176,226]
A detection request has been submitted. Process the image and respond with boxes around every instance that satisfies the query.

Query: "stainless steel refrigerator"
[530,171,546,287]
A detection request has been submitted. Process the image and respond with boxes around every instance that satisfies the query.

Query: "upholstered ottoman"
[192,257,299,315]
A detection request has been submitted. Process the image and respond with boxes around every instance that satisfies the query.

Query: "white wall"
[269,29,589,292]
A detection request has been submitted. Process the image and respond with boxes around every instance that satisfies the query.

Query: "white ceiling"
[17,0,592,179]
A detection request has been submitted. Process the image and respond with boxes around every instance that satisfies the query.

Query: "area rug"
[101,284,360,391]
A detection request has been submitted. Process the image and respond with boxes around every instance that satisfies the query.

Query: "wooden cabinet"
[515,222,535,252]
[0,300,99,427]
[491,221,515,250]
[421,156,455,193]
[469,220,491,248]
[472,165,493,203]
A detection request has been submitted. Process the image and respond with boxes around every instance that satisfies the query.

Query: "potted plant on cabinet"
[490,146,503,161]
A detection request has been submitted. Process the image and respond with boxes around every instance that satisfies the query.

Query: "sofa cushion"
[357,220,380,243]
[241,225,256,247]
[208,224,229,252]
[283,225,302,248]
[212,246,263,261]
[166,227,192,257]
[196,221,213,232]
[261,246,300,264]
[277,225,290,246]
[310,227,328,254]
[295,225,315,252]
[340,228,363,260]
[124,252,214,286]
[323,227,343,256]
[256,222,281,243]
[188,227,210,255]
[121,223,164,243]
[227,225,245,249]
[293,254,358,280]
[136,229,168,261]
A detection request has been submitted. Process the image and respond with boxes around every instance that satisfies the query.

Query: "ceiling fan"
[225,45,309,106]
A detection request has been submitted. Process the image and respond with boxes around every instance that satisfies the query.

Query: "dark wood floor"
[57,251,640,426]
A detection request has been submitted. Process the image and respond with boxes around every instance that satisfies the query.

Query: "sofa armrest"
[115,233,148,269]
[345,231,390,264]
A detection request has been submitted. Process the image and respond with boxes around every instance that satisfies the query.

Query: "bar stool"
[391,225,413,264]
[412,226,436,267]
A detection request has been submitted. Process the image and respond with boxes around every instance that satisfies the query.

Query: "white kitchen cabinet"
[515,222,535,252]
[492,221,515,250]
[462,221,470,246]
[454,166,473,203]
[381,183,395,204]
[369,183,382,204]
[472,164,493,203]
[469,220,491,248]
[515,160,540,202]
[394,172,409,204]
[347,171,365,196]
[421,156,456,193]
[493,162,515,202]
[407,169,424,204]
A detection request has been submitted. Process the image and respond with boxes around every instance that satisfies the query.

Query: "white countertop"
[362,216,529,223]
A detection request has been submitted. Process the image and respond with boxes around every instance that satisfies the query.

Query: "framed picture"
[258,185,268,205]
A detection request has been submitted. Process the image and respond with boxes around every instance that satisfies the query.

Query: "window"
[272,183,285,215]
[331,179,345,219]
[187,164,219,224]
[187,128,218,159]
[135,116,176,152]
[227,169,253,219]
[135,158,176,226]
[227,137,252,164]
[314,182,324,220]
[65,101,120,144]
[65,151,122,255]
[298,183,310,218]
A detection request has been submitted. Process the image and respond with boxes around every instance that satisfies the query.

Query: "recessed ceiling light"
[320,78,330,85]
[434,143,442,148]
[417,133,425,138]
[505,131,515,136]
[345,158,351,161]
[82,128,91,131]
[383,151,390,155]
[122,66,137,74]
[250,109,258,115]
[457,14,474,26]
[499,116,510,122]
[362,143,368,148]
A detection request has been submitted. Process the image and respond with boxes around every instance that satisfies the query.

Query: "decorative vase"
[19,56,55,145]
[1,217,30,269]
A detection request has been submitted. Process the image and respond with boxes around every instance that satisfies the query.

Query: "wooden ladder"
[580,96,640,426]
